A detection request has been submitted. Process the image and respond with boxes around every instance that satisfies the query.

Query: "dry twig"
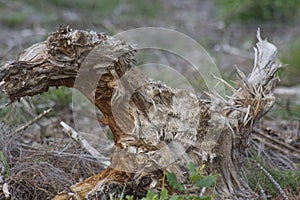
[11,108,53,135]
[252,136,300,160]
[253,128,300,155]
[255,162,289,200]
[60,121,110,167]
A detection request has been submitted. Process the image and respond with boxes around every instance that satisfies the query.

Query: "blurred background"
[0,0,300,198]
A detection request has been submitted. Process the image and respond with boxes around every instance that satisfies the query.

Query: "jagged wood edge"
[0,27,283,200]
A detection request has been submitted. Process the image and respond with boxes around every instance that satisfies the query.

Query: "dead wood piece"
[253,128,300,154]
[252,136,300,160]
[52,167,166,199]
[0,26,283,199]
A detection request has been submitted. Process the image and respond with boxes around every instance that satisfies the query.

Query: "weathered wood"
[0,26,282,199]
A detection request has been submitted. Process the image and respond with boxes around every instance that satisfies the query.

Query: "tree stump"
[0,26,282,199]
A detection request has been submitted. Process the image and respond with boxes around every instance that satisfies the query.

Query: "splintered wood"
[0,26,282,200]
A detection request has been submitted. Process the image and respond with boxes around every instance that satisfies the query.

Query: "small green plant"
[125,195,134,200]
[216,0,300,23]
[131,162,217,200]
[166,171,184,191]
[187,162,216,189]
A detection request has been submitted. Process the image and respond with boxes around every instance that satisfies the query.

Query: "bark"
[0,26,282,199]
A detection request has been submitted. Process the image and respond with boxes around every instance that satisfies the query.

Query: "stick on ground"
[60,121,110,167]
[11,108,53,135]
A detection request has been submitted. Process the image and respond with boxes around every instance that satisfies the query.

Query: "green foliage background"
[216,0,300,23]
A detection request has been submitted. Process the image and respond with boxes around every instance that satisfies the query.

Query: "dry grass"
[0,122,106,199]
